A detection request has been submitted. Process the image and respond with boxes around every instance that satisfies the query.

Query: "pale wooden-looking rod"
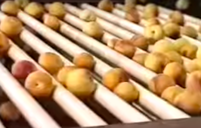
[17,11,151,123]
[0,12,107,127]
[17,7,189,119]
[0,43,61,128]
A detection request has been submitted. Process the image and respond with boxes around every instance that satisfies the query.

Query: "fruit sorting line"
[0,1,201,128]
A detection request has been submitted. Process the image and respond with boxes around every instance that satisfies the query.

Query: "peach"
[0,32,10,58]
[143,3,159,19]
[1,1,19,16]
[152,39,176,53]
[24,2,44,19]
[132,53,147,65]
[179,43,197,59]
[48,2,66,19]
[102,68,129,90]
[98,0,114,12]
[114,82,139,103]
[149,74,175,96]
[25,71,55,97]
[164,51,183,64]
[186,71,201,93]
[57,66,77,85]
[0,101,20,121]
[38,52,64,74]
[65,68,96,99]
[43,15,60,31]
[169,11,184,26]
[185,59,201,73]
[161,86,184,104]
[73,53,95,70]
[0,16,23,38]
[11,60,37,80]
[163,22,180,39]
[130,35,149,50]
[174,38,190,52]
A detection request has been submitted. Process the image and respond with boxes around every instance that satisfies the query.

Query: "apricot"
[163,22,180,39]
[114,40,136,58]
[57,66,77,85]
[43,15,60,31]
[186,71,201,93]
[144,18,160,27]
[38,52,64,74]
[73,53,95,70]
[143,3,159,19]
[11,60,37,80]
[181,26,198,39]
[114,82,139,103]
[161,86,184,104]
[163,62,186,87]
[0,32,10,58]
[48,2,66,19]
[169,11,184,26]
[25,71,55,97]
[152,39,176,53]
[24,2,44,19]
[125,9,140,24]
[130,35,149,50]
[164,51,183,64]
[149,74,175,96]
[1,1,19,16]
[102,68,129,90]
[179,43,197,59]
[82,21,104,39]
[0,16,23,38]
[144,52,170,73]
[174,90,201,115]
[79,9,96,22]
[132,53,147,65]
[144,25,165,44]
[98,0,114,12]
[15,0,30,9]
[0,101,20,121]
[65,68,96,99]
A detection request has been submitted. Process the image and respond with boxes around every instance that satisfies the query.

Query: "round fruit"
[98,0,114,12]
[43,15,60,31]
[0,32,10,58]
[1,1,19,16]
[48,2,66,19]
[79,9,96,22]
[15,0,30,9]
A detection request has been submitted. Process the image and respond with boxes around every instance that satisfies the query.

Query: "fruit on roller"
[143,3,159,20]
[174,90,201,115]
[57,66,77,85]
[164,51,183,64]
[25,71,55,97]
[0,16,23,38]
[196,47,201,59]
[65,68,97,99]
[169,11,184,26]
[161,86,184,104]
[163,62,186,87]
[15,0,30,9]
[163,22,180,39]
[113,82,139,103]
[144,18,160,27]
[0,101,20,121]
[144,25,165,44]
[180,26,198,39]
[38,52,64,74]
[113,39,136,58]
[98,0,114,12]
[132,53,148,65]
[174,38,190,51]
[11,60,37,80]
[186,71,201,93]
[106,38,118,49]
[48,2,66,19]
[24,2,44,19]
[82,21,104,39]
[73,53,95,70]
[125,9,140,24]
[124,0,137,12]
[144,52,170,73]
[130,35,149,50]
[102,68,129,90]
[1,1,19,16]
[152,39,176,53]
[43,14,60,31]
[185,59,201,73]
[79,9,96,22]
[179,43,197,59]
[0,32,10,58]
[149,74,175,96]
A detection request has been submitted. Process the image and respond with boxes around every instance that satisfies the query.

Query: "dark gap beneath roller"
[85,98,121,124]
[10,38,79,127]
